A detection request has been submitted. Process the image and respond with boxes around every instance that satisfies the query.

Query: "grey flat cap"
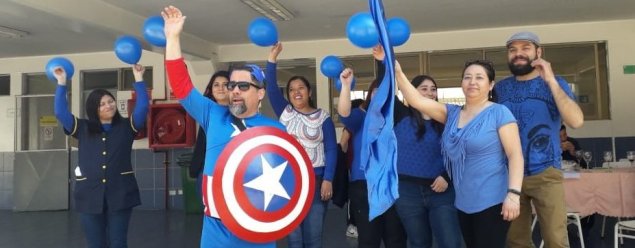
[506,31,540,46]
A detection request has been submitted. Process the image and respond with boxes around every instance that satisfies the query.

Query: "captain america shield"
[212,126,315,243]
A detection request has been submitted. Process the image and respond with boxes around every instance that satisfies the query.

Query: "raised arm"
[53,67,75,133]
[337,68,354,117]
[395,61,448,124]
[162,5,193,99]
[162,5,219,129]
[130,64,149,131]
[265,42,288,117]
[533,58,584,128]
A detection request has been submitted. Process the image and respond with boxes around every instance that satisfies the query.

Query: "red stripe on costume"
[165,58,194,99]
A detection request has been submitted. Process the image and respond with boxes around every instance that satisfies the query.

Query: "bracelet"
[507,188,522,196]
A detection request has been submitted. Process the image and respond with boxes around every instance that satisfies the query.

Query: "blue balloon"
[387,17,410,46]
[320,56,344,78]
[45,57,75,82]
[335,77,356,92]
[346,12,378,49]
[114,35,142,65]
[247,17,278,47]
[143,16,166,47]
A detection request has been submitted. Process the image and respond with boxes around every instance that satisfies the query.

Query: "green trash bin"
[177,153,203,214]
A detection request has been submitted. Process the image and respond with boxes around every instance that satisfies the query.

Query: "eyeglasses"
[226,81,261,91]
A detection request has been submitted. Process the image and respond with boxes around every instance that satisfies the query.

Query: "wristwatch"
[507,188,522,196]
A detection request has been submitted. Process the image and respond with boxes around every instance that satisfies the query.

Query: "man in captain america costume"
[162,5,314,247]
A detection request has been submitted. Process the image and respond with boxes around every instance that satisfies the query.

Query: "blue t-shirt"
[494,76,575,176]
[442,104,516,213]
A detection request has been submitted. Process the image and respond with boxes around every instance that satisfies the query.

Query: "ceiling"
[1,0,635,59]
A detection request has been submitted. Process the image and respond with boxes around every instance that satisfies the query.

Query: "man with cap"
[493,31,584,248]
[162,5,284,248]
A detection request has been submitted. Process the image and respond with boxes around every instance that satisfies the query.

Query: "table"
[564,168,635,217]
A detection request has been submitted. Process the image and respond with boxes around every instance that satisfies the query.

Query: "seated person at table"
[560,125,587,168]
[561,126,594,248]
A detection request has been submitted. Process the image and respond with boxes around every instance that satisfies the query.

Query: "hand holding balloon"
[132,64,145,82]
[335,77,356,92]
[268,42,282,63]
[338,68,355,92]
[53,67,67,86]
[45,57,74,84]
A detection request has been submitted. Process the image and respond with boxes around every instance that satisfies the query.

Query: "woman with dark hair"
[337,47,406,248]
[265,42,337,248]
[190,70,229,197]
[392,73,462,248]
[53,64,149,248]
[395,58,524,248]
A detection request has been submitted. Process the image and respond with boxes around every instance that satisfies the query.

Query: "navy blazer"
[67,117,141,214]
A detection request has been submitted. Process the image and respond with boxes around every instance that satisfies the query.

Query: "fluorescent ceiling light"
[0,26,29,39]
[241,0,294,21]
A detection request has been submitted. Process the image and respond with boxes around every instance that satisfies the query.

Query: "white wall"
[0,50,216,152]
[218,19,635,139]
[1,19,633,152]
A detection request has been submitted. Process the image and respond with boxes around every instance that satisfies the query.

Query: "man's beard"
[508,55,536,76]
[229,102,247,116]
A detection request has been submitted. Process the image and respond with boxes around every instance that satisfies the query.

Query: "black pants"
[349,180,406,248]
[458,203,509,248]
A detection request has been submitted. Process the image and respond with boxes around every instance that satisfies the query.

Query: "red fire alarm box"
[148,103,196,149]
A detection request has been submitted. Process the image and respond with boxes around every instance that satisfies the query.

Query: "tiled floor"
[0,207,632,248]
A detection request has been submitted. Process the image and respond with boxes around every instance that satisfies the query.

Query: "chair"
[614,220,635,247]
[533,212,585,248]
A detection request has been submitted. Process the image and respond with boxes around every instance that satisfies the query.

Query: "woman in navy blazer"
[53,64,149,248]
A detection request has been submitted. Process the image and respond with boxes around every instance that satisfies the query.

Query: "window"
[122,67,154,90]
[0,75,9,95]
[332,41,610,123]
[543,43,609,120]
[15,65,155,151]
[16,73,72,151]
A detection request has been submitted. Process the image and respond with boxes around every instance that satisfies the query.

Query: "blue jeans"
[80,208,132,248]
[395,180,462,248]
[287,177,327,248]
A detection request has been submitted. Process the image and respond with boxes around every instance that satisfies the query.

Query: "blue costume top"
[339,108,368,181]
[393,100,447,182]
[441,104,516,213]
[54,82,148,214]
[494,76,575,176]
[265,62,337,182]
[167,58,283,248]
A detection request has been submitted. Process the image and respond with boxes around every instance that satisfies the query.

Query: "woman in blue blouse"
[394,59,524,248]
[266,42,337,248]
[53,64,149,248]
